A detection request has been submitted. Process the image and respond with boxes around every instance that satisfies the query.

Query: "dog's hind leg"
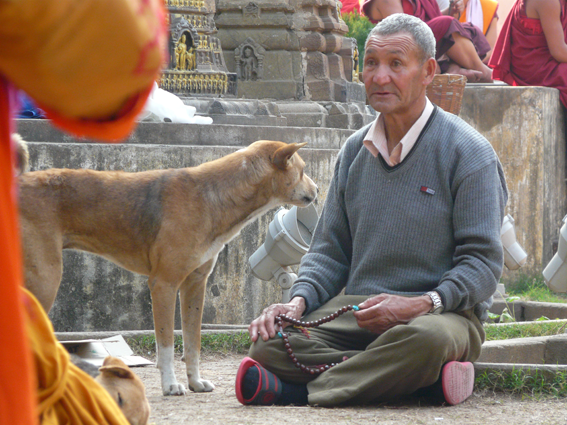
[179,259,216,393]
[149,275,187,396]
[21,230,63,312]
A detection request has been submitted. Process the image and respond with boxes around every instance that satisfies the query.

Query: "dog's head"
[249,140,318,207]
[96,356,151,425]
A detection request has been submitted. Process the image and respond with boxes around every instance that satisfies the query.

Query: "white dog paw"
[189,379,215,393]
[163,383,187,396]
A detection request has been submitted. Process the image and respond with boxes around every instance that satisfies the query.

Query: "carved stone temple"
[160,0,237,97]
[161,0,374,129]
[215,0,365,103]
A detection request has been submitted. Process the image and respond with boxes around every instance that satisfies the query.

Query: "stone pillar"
[214,0,366,102]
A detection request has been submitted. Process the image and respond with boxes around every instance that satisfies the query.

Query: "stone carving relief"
[166,0,205,9]
[235,38,266,81]
[243,2,260,18]
[175,33,197,70]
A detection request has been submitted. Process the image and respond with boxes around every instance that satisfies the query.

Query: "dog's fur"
[12,133,29,175]
[72,355,150,425]
[17,137,317,396]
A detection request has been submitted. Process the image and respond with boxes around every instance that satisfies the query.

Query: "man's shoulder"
[432,107,496,159]
[338,122,373,158]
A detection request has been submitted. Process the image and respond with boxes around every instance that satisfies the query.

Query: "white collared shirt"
[363,98,434,166]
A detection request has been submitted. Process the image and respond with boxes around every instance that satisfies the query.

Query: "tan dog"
[18,139,318,396]
[73,355,151,425]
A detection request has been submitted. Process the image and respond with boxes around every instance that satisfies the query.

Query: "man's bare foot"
[445,63,483,82]
[479,64,493,83]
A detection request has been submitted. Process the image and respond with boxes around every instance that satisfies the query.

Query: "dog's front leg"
[149,276,186,396]
[179,261,215,393]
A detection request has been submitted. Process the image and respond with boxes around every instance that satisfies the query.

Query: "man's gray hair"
[365,14,436,63]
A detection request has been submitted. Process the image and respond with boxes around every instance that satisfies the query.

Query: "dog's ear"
[99,356,135,379]
[272,142,307,170]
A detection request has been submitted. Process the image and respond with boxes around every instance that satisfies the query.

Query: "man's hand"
[248,297,306,342]
[353,294,433,334]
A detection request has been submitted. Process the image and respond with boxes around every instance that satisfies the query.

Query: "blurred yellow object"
[23,287,130,425]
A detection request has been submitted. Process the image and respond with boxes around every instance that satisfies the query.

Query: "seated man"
[362,0,494,82]
[488,0,567,108]
[235,13,507,408]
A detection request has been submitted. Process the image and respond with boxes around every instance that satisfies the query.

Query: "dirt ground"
[133,353,567,425]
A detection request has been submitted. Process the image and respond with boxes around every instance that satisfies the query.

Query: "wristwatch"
[426,291,444,314]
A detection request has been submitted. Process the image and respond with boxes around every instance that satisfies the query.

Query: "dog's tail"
[12,133,29,175]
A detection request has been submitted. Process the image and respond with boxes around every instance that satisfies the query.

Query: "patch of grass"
[127,334,157,357]
[126,331,252,358]
[504,273,567,303]
[475,368,567,398]
[485,321,567,341]
[201,332,252,355]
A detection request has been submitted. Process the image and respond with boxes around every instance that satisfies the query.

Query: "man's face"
[362,33,430,118]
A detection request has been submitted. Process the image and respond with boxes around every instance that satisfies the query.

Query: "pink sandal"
[441,361,475,405]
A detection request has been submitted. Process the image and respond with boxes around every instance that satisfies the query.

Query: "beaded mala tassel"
[276,305,359,375]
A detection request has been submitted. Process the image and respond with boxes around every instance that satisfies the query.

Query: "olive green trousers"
[248,295,484,407]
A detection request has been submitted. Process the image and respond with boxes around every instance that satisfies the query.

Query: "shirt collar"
[363,98,434,165]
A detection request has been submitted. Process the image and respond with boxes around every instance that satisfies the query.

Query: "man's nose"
[372,65,391,85]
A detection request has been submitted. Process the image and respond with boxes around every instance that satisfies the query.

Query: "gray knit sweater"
[289,106,508,322]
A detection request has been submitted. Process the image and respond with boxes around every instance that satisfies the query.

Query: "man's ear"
[423,57,437,86]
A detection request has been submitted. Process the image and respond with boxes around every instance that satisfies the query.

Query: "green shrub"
[343,12,374,64]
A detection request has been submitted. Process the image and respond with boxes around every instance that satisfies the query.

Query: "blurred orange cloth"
[22,287,130,425]
[0,79,37,425]
[0,0,166,423]
[0,0,167,141]
[458,0,498,35]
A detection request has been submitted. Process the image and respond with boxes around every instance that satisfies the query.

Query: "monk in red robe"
[362,0,493,81]
[488,0,567,108]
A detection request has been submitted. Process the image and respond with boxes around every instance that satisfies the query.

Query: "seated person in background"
[235,13,507,408]
[362,0,494,81]
[488,0,567,107]
[451,0,499,63]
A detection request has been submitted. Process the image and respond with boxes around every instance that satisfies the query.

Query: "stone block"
[238,80,301,100]
[522,302,567,321]
[327,53,345,80]
[544,335,567,364]
[478,336,548,364]
[306,51,330,80]
[306,79,335,101]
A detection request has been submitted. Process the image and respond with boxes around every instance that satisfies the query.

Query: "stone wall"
[459,85,566,279]
[14,84,567,330]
